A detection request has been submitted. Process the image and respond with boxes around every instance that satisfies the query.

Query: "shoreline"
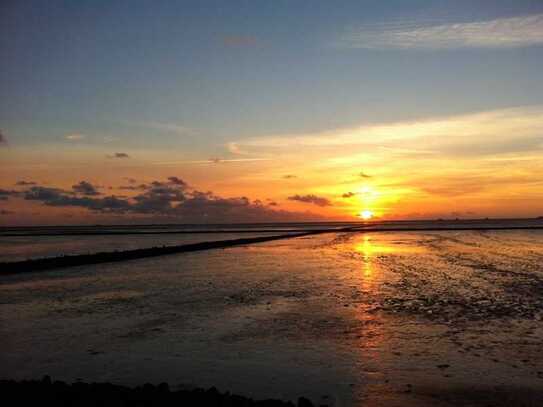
[2,225,543,275]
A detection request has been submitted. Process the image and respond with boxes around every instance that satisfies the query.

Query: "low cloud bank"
[2,177,326,223]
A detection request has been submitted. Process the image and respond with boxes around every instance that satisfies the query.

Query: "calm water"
[0,232,291,262]
[1,218,541,262]
[1,228,543,406]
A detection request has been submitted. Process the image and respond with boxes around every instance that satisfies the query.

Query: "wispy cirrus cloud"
[228,105,543,158]
[154,157,272,166]
[141,121,195,136]
[339,14,543,49]
[65,133,86,141]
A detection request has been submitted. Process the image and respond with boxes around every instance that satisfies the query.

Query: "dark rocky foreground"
[0,377,316,407]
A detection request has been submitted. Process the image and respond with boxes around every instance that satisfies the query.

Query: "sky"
[1,0,543,225]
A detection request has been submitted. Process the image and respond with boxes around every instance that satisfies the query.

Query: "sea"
[1,218,543,406]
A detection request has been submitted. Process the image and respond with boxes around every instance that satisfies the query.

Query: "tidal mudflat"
[1,230,543,406]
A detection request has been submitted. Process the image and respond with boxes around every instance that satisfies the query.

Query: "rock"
[297,396,314,407]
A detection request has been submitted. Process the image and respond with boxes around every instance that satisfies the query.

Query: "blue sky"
[2,0,543,148]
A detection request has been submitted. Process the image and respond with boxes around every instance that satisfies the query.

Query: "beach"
[1,227,543,406]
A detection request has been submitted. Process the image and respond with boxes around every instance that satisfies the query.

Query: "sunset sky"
[1,0,543,225]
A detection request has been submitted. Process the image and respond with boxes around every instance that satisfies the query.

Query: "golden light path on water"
[355,234,399,279]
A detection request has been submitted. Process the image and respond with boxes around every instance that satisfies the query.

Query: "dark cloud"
[167,176,187,186]
[360,171,371,178]
[72,181,101,196]
[0,209,14,215]
[283,174,297,179]
[24,186,130,213]
[24,186,68,201]
[107,152,130,159]
[288,194,331,207]
[0,189,11,199]
[342,192,356,198]
[0,188,19,200]
[132,182,187,213]
[268,201,278,206]
[16,181,37,186]
[119,184,148,191]
[13,177,326,222]
[0,130,6,144]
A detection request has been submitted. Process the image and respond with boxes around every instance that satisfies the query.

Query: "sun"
[359,210,374,220]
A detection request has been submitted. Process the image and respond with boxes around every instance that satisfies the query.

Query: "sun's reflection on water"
[357,235,375,279]
[354,234,408,257]
[354,234,398,281]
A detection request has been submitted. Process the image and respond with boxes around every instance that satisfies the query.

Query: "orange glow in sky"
[359,210,374,220]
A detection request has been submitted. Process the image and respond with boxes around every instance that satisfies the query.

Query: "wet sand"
[1,230,543,406]
[0,232,314,274]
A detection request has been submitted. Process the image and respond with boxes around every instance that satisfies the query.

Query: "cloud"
[24,186,130,212]
[0,130,6,144]
[283,174,297,179]
[0,209,14,215]
[15,181,37,186]
[0,188,22,200]
[227,142,250,155]
[13,178,326,222]
[154,157,272,165]
[228,106,543,158]
[0,189,13,200]
[342,192,356,198]
[339,14,543,49]
[132,185,187,213]
[288,194,331,207]
[24,186,67,201]
[72,181,101,196]
[359,171,371,178]
[119,184,148,191]
[141,122,195,136]
[108,152,130,159]
[65,133,85,141]
[167,176,186,186]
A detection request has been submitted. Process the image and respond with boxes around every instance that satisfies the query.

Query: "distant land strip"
[1,225,543,274]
